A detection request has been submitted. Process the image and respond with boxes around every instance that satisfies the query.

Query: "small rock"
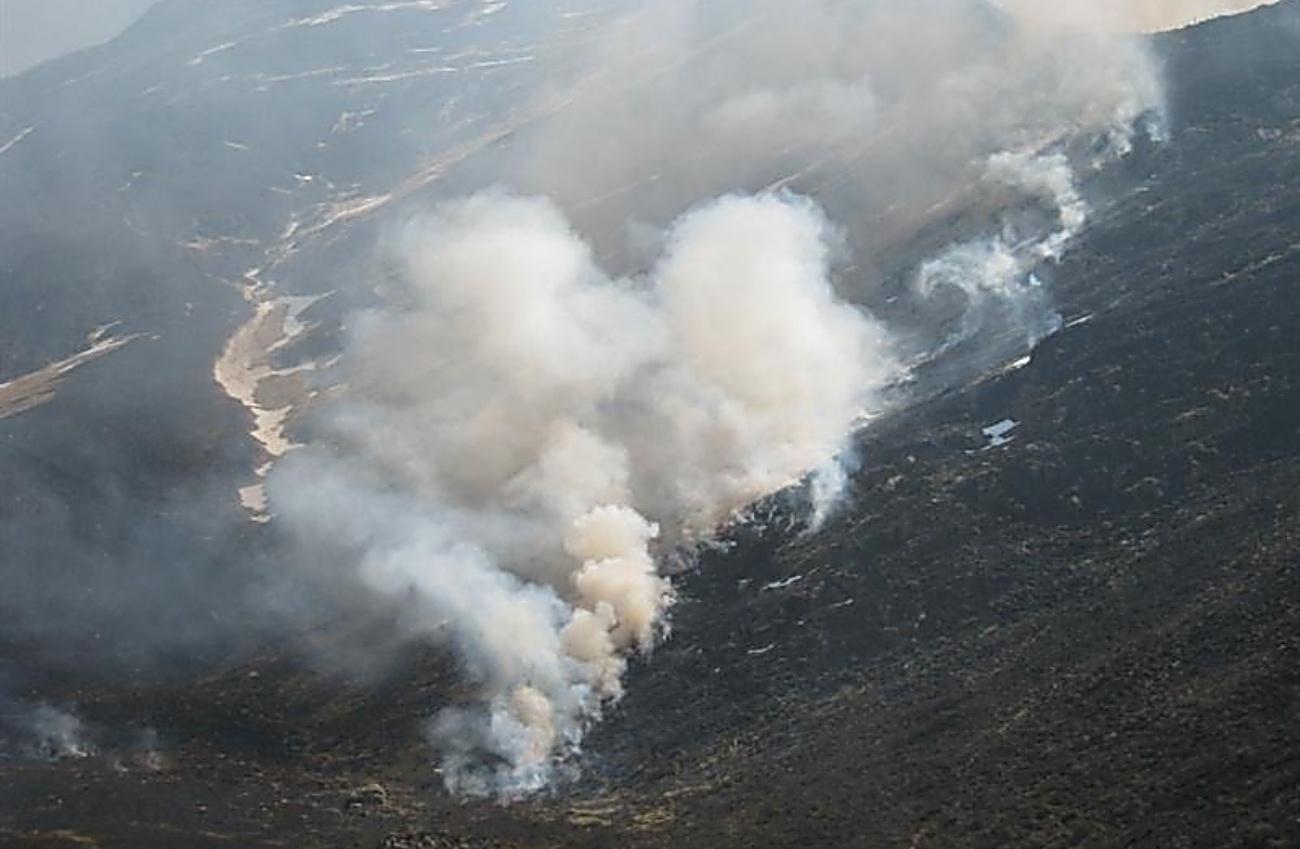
[380,832,465,849]
[345,782,389,811]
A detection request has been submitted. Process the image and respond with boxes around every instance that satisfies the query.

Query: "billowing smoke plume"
[9,0,1286,808]
[0,0,1169,800]
[272,191,897,794]
[270,0,1172,798]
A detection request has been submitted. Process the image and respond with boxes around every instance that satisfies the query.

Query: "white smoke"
[272,191,898,795]
[807,453,853,534]
[267,0,1176,799]
[28,704,94,760]
[915,148,1103,352]
[0,702,95,762]
[516,0,1165,260]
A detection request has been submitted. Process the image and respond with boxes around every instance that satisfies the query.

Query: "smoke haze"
[253,0,1171,794]
[1,0,1218,800]
[997,0,1282,32]
[506,0,1162,263]
[251,0,1174,794]
[0,0,156,77]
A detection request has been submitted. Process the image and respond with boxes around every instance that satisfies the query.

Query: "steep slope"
[1,2,1299,848]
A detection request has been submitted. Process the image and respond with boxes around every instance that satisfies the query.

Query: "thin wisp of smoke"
[0,698,94,762]
[915,150,1088,353]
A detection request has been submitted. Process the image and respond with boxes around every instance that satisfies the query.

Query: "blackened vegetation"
[3,3,1300,848]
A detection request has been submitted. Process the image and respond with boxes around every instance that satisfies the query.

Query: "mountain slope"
[1,2,1299,848]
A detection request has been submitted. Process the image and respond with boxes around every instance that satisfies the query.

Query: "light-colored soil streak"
[213,280,330,521]
[0,325,143,421]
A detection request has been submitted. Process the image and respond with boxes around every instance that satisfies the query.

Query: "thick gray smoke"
[273,191,897,794]
[268,0,1170,797]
